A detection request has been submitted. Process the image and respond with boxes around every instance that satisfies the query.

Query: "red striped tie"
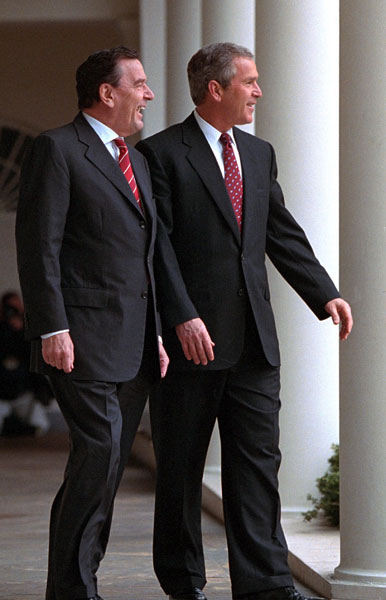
[114,138,143,212]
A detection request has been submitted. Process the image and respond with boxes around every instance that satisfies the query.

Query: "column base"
[334,567,386,585]
[329,576,386,599]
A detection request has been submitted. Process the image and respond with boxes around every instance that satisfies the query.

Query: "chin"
[134,120,144,133]
[125,124,143,137]
[236,114,252,125]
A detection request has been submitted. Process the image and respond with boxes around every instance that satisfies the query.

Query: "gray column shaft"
[333,1,386,593]
[254,0,340,511]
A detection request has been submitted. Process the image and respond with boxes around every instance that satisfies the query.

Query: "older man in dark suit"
[16,46,168,600]
[137,43,352,600]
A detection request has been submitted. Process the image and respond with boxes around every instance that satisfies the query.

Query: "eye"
[134,81,147,90]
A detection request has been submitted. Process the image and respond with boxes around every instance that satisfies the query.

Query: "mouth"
[137,106,146,115]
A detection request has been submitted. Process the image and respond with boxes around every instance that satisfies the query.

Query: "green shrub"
[302,443,339,527]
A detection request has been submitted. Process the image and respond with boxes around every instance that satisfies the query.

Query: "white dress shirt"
[193,110,243,177]
[82,112,122,158]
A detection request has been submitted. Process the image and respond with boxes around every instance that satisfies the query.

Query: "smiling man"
[16,46,169,600]
[136,43,352,600]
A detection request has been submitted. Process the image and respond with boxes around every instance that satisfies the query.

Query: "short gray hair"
[187,42,254,106]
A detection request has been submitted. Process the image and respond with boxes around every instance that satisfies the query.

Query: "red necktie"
[220,132,243,230]
[114,138,143,212]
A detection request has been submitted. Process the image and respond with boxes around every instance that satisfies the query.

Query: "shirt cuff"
[41,329,70,339]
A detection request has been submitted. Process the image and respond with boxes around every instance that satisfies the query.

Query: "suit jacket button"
[237,288,244,297]
[141,291,148,299]
[139,221,146,229]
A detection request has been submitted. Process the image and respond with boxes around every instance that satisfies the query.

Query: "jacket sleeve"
[136,139,200,329]
[265,144,340,320]
[16,134,71,339]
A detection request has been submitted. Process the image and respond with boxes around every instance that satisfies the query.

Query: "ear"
[207,79,223,103]
[98,83,115,107]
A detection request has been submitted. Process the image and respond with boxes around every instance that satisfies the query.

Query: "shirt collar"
[82,112,120,145]
[194,110,235,145]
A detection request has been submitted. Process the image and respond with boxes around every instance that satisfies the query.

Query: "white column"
[332,1,386,597]
[139,0,167,137]
[202,0,255,50]
[201,0,255,472]
[202,0,255,134]
[254,1,340,511]
[166,0,201,126]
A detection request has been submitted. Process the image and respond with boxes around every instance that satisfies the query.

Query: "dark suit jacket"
[16,113,160,381]
[136,113,339,369]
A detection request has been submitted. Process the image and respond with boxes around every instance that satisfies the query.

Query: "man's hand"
[175,317,215,365]
[42,332,74,373]
[324,298,353,341]
[159,342,170,378]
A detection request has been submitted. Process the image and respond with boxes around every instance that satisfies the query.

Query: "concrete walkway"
[0,431,318,600]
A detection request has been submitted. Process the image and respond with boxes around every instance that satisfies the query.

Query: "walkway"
[0,429,317,600]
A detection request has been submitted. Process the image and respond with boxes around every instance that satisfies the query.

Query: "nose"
[253,82,262,98]
[144,83,155,100]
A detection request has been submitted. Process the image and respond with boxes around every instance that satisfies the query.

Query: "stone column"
[202,0,255,51]
[254,0,340,511]
[332,1,386,597]
[166,0,201,126]
[202,0,255,134]
[138,0,167,137]
[200,0,256,472]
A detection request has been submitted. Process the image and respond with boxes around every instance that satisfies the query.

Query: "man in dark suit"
[136,43,352,600]
[16,46,169,600]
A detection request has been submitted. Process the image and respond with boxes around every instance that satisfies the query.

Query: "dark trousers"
[150,336,293,598]
[45,324,157,600]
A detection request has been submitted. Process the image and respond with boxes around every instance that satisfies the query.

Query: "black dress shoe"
[169,588,207,600]
[239,587,322,600]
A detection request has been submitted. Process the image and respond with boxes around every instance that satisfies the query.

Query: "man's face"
[219,57,262,128]
[110,59,154,137]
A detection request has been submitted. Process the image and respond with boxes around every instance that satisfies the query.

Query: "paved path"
[0,432,316,600]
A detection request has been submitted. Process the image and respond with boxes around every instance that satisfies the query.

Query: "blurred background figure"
[0,291,52,436]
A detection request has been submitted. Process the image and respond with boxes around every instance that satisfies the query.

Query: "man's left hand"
[324,298,353,340]
[159,342,170,378]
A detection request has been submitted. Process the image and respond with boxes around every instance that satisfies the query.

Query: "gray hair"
[187,42,254,106]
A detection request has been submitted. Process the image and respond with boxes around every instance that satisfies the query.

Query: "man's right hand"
[175,318,215,365]
[42,332,74,373]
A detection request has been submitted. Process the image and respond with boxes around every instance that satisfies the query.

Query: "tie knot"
[220,132,232,148]
[114,138,128,156]
[114,138,129,163]
[114,137,127,151]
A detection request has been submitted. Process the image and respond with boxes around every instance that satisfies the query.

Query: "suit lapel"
[182,114,241,244]
[128,146,154,221]
[234,128,267,249]
[73,113,144,218]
